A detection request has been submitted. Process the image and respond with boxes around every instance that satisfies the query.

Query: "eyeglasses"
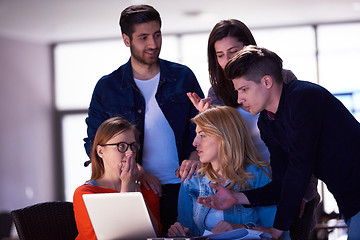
[100,142,140,153]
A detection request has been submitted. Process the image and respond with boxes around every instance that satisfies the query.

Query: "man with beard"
[84,5,204,236]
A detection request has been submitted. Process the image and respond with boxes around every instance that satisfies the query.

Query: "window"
[180,33,211,94]
[55,40,128,200]
[54,39,128,110]
[252,26,317,83]
[318,22,360,121]
[62,114,90,199]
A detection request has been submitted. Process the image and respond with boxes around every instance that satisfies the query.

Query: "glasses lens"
[130,143,140,152]
[117,143,128,153]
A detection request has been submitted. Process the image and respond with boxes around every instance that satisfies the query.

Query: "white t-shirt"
[134,73,180,184]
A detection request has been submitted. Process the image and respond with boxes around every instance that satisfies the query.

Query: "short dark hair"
[224,45,283,84]
[119,5,161,38]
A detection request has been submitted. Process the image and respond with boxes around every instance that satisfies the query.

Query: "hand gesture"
[168,222,189,237]
[196,183,237,210]
[187,92,212,112]
[175,159,201,182]
[138,171,162,196]
[119,153,139,191]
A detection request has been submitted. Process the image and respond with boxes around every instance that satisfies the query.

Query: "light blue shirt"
[177,164,276,237]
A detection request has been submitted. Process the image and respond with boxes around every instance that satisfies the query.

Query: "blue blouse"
[177,164,276,236]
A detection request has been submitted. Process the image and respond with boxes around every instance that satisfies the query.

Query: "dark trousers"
[159,183,181,237]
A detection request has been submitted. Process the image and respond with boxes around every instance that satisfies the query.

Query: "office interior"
[1,0,360,239]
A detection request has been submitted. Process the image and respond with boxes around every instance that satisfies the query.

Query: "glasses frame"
[100,141,140,153]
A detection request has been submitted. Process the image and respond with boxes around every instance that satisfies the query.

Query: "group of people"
[73,4,360,240]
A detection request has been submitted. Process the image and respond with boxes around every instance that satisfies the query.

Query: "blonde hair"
[192,106,271,190]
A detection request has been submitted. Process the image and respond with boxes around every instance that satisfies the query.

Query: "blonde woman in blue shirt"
[168,106,280,237]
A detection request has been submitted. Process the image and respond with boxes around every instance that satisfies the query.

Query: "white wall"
[0,36,55,212]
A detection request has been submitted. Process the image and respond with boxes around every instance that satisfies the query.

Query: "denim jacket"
[177,164,276,237]
[84,58,204,164]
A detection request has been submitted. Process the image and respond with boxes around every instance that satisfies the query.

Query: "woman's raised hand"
[119,153,139,191]
[187,92,212,112]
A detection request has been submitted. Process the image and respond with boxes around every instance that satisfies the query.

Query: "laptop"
[83,192,157,240]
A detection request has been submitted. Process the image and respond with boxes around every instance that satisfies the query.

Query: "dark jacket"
[84,58,204,164]
[244,80,360,230]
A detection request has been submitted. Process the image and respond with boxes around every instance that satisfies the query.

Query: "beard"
[130,45,160,66]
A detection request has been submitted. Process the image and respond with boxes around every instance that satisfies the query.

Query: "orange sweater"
[73,184,160,240]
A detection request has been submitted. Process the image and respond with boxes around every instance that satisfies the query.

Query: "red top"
[73,184,160,240]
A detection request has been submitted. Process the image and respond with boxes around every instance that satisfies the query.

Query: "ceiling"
[0,0,360,44]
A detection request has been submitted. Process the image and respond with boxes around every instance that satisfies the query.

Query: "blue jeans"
[346,210,360,239]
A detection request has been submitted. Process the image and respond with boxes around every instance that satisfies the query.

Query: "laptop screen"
[83,192,156,240]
